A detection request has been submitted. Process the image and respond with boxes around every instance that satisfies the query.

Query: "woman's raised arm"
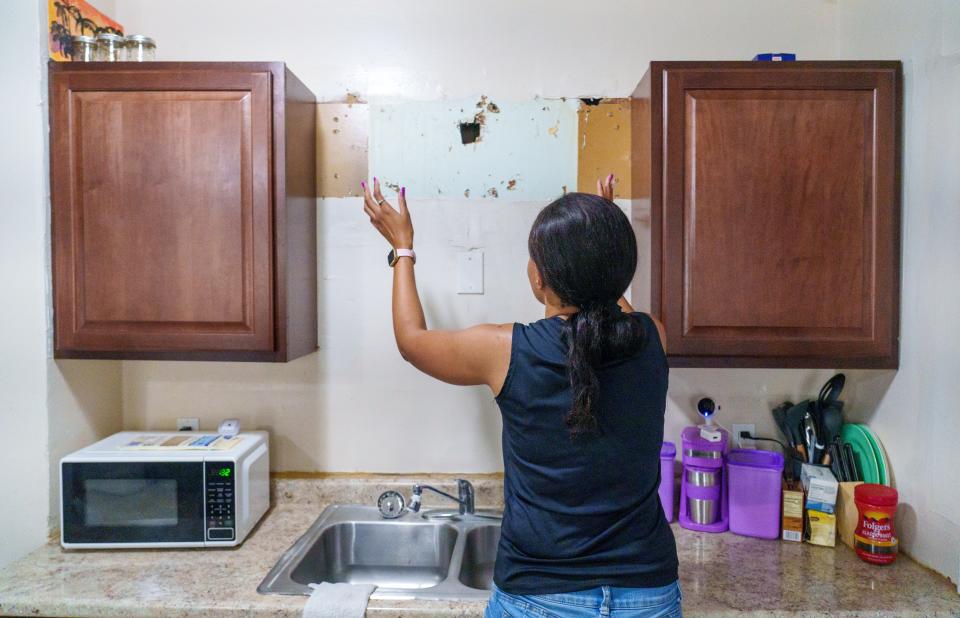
[361,179,512,393]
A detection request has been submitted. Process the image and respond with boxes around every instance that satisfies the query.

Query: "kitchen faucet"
[409,479,475,515]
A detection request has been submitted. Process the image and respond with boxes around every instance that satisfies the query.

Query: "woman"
[361,175,681,618]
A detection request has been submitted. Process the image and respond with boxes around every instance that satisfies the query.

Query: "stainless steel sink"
[258,504,501,600]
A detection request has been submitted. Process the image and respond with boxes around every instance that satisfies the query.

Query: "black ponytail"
[528,193,647,436]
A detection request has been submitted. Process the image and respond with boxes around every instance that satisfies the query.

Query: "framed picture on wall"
[48,0,123,61]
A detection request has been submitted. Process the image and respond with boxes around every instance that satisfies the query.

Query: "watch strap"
[389,248,416,267]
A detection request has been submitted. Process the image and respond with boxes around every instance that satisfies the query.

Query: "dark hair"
[528,192,646,436]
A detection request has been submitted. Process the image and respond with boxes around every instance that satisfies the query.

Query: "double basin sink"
[258,504,501,600]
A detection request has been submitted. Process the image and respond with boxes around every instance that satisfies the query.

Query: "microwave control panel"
[205,461,235,541]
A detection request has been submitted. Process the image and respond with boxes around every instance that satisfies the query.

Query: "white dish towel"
[303,582,376,618]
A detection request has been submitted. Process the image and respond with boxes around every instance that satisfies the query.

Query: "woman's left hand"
[362,178,414,249]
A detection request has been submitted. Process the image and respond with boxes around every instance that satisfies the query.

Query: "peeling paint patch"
[370,98,578,200]
[317,103,369,197]
[576,98,634,198]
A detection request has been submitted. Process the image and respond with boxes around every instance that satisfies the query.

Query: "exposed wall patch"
[317,103,369,197]
[576,98,635,198]
[369,98,578,200]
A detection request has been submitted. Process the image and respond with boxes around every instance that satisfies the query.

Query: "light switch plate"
[457,251,484,294]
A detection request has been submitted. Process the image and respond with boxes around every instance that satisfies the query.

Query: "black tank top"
[493,312,678,594]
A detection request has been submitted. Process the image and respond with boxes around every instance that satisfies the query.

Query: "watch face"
[387,249,395,266]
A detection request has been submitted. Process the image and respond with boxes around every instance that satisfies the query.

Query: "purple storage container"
[727,448,784,539]
[659,442,676,522]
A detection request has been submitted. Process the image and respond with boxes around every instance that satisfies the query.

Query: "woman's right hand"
[597,173,615,200]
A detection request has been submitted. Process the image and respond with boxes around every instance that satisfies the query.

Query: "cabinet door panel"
[52,70,274,353]
[651,63,900,367]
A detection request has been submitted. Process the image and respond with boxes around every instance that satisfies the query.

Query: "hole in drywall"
[580,98,602,106]
[459,122,481,144]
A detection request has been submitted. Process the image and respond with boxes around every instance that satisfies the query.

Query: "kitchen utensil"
[841,424,879,483]
[844,443,862,482]
[834,437,854,482]
[828,442,844,481]
[803,411,820,464]
[817,374,846,412]
[785,402,810,465]
[771,401,793,443]
[858,425,889,485]
[819,406,844,460]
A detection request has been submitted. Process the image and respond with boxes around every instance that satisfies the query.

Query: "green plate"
[840,424,880,484]
[858,424,889,485]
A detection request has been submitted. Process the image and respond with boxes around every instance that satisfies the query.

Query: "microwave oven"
[60,431,269,548]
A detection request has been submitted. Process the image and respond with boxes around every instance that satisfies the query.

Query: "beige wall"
[47,360,123,532]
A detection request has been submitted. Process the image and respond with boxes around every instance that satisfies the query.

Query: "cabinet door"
[651,62,900,367]
[51,68,274,356]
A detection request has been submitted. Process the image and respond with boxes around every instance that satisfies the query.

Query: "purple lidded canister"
[727,448,785,539]
[659,441,677,522]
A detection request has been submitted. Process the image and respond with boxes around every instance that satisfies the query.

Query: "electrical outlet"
[177,417,199,431]
[732,423,756,448]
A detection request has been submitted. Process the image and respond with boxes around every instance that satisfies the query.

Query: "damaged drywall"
[316,102,369,197]
[369,97,579,200]
[576,98,632,198]
[318,96,641,200]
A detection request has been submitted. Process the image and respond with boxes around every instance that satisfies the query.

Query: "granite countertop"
[0,475,957,617]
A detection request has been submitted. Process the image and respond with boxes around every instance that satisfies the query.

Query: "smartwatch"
[388,248,416,267]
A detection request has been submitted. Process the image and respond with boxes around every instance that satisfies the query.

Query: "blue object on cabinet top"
[753,53,797,61]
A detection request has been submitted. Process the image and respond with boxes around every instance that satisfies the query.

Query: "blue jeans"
[484,581,682,618]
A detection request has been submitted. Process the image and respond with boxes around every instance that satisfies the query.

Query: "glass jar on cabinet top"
[95,33,124,61]
[125,35,156,61]
[70,35,97,62]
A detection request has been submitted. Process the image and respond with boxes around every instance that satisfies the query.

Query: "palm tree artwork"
[47,0,123,62]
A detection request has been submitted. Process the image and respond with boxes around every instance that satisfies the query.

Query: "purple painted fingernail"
[401,187,406,196]
[374,177,378,183]
[361,181,366,188]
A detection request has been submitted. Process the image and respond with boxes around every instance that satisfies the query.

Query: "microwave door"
[61,461,204,547]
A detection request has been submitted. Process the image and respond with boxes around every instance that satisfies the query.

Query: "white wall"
[0,0,53,568]
[114,0,837,101]
[837,0,960,587]
[115,0,853,472]
[110,0,956,583]
[0,0,124,567]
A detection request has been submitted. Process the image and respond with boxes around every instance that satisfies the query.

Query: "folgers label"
[854,484,899,565]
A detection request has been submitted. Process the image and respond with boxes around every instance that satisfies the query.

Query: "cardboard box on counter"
[801,464,838,513]
[782,478,804,542]
[836,481,864,549]
[806,509,837,546]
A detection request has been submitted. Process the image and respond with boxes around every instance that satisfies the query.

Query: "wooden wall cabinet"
[633,61,901,368]
[50,62,317,361]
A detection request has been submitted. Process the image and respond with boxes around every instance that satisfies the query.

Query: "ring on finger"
[376,198,386,205]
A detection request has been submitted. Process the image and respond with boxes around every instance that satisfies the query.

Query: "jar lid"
[96,33,124,42]
[72,35,96,44]
[855,483,898,506]
[126,34,156,45]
